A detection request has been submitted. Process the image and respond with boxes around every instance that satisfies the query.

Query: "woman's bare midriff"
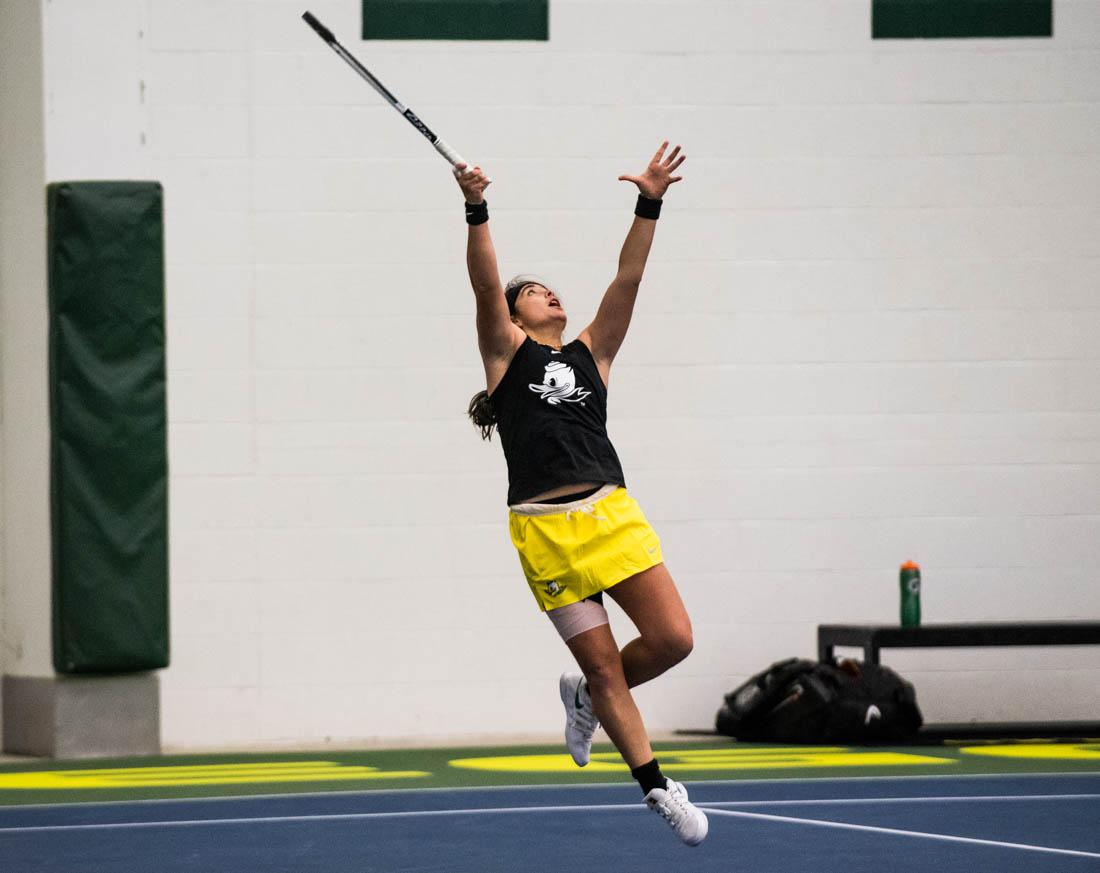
[522,482,602,503]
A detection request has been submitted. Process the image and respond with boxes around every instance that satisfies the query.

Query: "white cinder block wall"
[33,0,1100,748]
[2,0,55,732]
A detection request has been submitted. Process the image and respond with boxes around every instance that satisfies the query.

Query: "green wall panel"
[363,0,548,40]
[873,0,1052,39]
[48,181,169,674]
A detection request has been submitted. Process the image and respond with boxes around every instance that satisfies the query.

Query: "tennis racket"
[302,11,487,182]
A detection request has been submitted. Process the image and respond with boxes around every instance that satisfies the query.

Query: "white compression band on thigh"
[546,597,610,643]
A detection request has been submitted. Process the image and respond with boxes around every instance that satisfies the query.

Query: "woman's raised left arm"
[579,141,685,380]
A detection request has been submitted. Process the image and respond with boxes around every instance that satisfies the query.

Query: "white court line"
[1,793,1098,836]
[703,792,1100,808]
[0,803,638,834]
[702,807,1100,860]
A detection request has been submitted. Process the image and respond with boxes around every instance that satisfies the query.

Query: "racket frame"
[302,11,471,171]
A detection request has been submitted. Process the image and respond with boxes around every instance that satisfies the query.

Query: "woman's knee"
[655,624,694,665]
[582,653,627,694]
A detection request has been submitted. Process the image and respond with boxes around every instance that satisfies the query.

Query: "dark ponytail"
[468,390,497,440]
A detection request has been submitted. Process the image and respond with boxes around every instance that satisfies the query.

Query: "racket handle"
[434,138,464,166]
[302,11,335,43]
[435,139,492,186]
[433,138,495,184]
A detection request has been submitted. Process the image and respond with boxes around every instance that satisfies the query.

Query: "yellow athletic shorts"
[508,485,663,612]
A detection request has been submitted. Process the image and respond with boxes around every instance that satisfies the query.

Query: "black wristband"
[634,194,662,220]
[465,200,488,225]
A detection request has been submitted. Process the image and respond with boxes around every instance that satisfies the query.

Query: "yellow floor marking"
[960,743,1100,761]
[450,755,625,773]
[0,761,429,790]
[448,747,953,773]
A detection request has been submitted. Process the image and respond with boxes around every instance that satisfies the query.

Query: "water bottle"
[900,560,921,627]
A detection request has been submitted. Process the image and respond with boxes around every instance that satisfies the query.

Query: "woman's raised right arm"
[453,163,524,365]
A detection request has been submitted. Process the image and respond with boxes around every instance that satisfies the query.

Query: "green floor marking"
[1,739,1098,807]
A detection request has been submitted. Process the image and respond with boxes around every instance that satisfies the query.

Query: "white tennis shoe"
[559,672,599,766]
[645,778,709,846]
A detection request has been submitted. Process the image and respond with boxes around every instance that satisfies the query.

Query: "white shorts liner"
[508,484,619,517]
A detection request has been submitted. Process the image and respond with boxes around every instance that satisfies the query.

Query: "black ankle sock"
[631,758,667,796]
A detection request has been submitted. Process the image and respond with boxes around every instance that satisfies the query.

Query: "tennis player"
[456,142,707,846]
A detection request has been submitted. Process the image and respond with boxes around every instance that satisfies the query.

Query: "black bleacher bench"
[818,621,1100,666]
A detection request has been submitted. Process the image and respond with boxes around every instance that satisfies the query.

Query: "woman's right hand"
[454,162,490,204]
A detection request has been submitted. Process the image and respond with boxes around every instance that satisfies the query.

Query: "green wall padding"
[873,0,1052,39]
[363,0,548,40]
[48,181,169,674]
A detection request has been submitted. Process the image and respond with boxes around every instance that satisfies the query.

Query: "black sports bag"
[715,657,923,743]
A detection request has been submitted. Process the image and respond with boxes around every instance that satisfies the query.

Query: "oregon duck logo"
[529,361,591,406]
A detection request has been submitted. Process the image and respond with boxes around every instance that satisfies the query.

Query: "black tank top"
[490,337,626,505]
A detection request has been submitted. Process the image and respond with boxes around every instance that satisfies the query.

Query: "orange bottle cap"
[901,560,920,570]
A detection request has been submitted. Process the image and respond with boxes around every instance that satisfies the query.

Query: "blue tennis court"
[2,773,1098,872]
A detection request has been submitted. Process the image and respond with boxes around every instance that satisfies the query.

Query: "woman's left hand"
[618,141,685,199]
